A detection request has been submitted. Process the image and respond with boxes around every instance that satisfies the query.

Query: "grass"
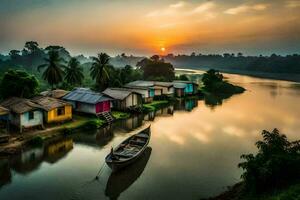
[143,100,170,112]
[111,111,131,120]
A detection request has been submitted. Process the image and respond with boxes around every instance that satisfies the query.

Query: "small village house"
[103,88,143,111]
[0,97,44,133]
[62,88,112,115]
[32,96,72,124]
[123,85,155,103]
[153,81,174,96]
[125,80,175,101]
[173,81,198,97]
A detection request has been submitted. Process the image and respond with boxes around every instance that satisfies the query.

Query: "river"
[0,72,300,200]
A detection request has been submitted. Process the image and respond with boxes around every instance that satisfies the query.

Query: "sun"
[161,47,166,52]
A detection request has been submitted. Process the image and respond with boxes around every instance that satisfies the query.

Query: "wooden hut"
[62,88,112,115]
[173,81,198,97]
[125,80,174,97]
[153,81,174,96]
[32,96,72,123]
[0,97,44,133]
[103,88,143,111]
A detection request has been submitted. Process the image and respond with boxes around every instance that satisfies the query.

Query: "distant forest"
[1,41,300,78]
[162,53,300,74]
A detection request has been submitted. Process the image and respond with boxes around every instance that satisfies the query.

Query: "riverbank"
[0,111,133,156]
[175,67,300,83]
[205,182,300,200]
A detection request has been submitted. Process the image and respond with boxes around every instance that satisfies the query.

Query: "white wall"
[20,110,43,128]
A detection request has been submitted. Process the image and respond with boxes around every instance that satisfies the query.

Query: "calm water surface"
[1,73,300,200]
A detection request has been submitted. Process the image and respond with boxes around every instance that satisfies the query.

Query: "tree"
[90,53,111,90]
[24,41,39,54]
[9,50,21,59]
[0,69,39,99]
[64,57,84,86]
[136,58,152,70]
[38,50,65,89]
[142,60,175,81]
[238,129,300,193]
[202,69,223,90]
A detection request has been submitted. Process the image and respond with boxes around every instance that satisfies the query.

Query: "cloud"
[146,1,216,18]
[169,1,185,8]
[224,4,268,15]
[191,2,215,14]
[286,1,300,8]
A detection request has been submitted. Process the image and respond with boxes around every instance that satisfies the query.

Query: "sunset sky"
[0,0,300,56]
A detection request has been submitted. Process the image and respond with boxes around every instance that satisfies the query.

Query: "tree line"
[162,53,300,74]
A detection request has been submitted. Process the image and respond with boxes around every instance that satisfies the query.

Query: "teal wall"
[184,83,194,93]
[149,89,155,97]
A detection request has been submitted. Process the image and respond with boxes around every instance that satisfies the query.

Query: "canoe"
[105,125,151,172]
[105,147,152,199]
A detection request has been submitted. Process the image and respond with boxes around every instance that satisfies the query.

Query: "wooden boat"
[105,147,152,199]
[105,125,151,172]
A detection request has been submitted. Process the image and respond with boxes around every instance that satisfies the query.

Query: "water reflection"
[0,159,11,188]
[105,147,152,200]
[174,98,198,111]
[0,137,74,182]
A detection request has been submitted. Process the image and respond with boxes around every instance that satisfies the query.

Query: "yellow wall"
[47,105,72,123]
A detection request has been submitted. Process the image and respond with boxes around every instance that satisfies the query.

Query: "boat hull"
[106,147,147,172]
[105,126,151,172]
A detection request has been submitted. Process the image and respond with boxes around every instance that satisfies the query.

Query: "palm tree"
[90,53,110,90]
[64,57,84,86]
[38,50,65,89]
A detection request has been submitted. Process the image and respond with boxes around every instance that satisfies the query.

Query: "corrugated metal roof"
[103,88,134,100]
[62,88,112,104]
[173,82,187,89]
[0,106,9,116]
[0,97,43,114]
[32,96,71,111]
[126,80,174,88]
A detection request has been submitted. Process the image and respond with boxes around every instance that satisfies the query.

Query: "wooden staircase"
[98,112,115,124]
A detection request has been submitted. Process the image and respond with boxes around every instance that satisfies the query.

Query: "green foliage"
[64,57,84,86]
[38,50,65,89]
[0,69,39,99]
[27,136,44,147]
[202,69,245,94]
[90,53,111,90]
[176,74,189,81]
[238,129,300,193]
[143,100,169,112]
[202,69,224,91]
[80,119,105,130]
[111,111,131,120]
[142,59,175,81]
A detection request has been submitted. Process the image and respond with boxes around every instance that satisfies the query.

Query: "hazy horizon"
[1,0,300,56]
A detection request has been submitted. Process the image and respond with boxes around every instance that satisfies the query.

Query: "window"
[28,111,34,120]
[57,107,65,116]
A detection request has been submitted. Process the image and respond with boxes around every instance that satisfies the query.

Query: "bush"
[79,119,105,130]
[238,129,300,193]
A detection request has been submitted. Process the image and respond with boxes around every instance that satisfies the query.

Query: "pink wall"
[95,101,111,113]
